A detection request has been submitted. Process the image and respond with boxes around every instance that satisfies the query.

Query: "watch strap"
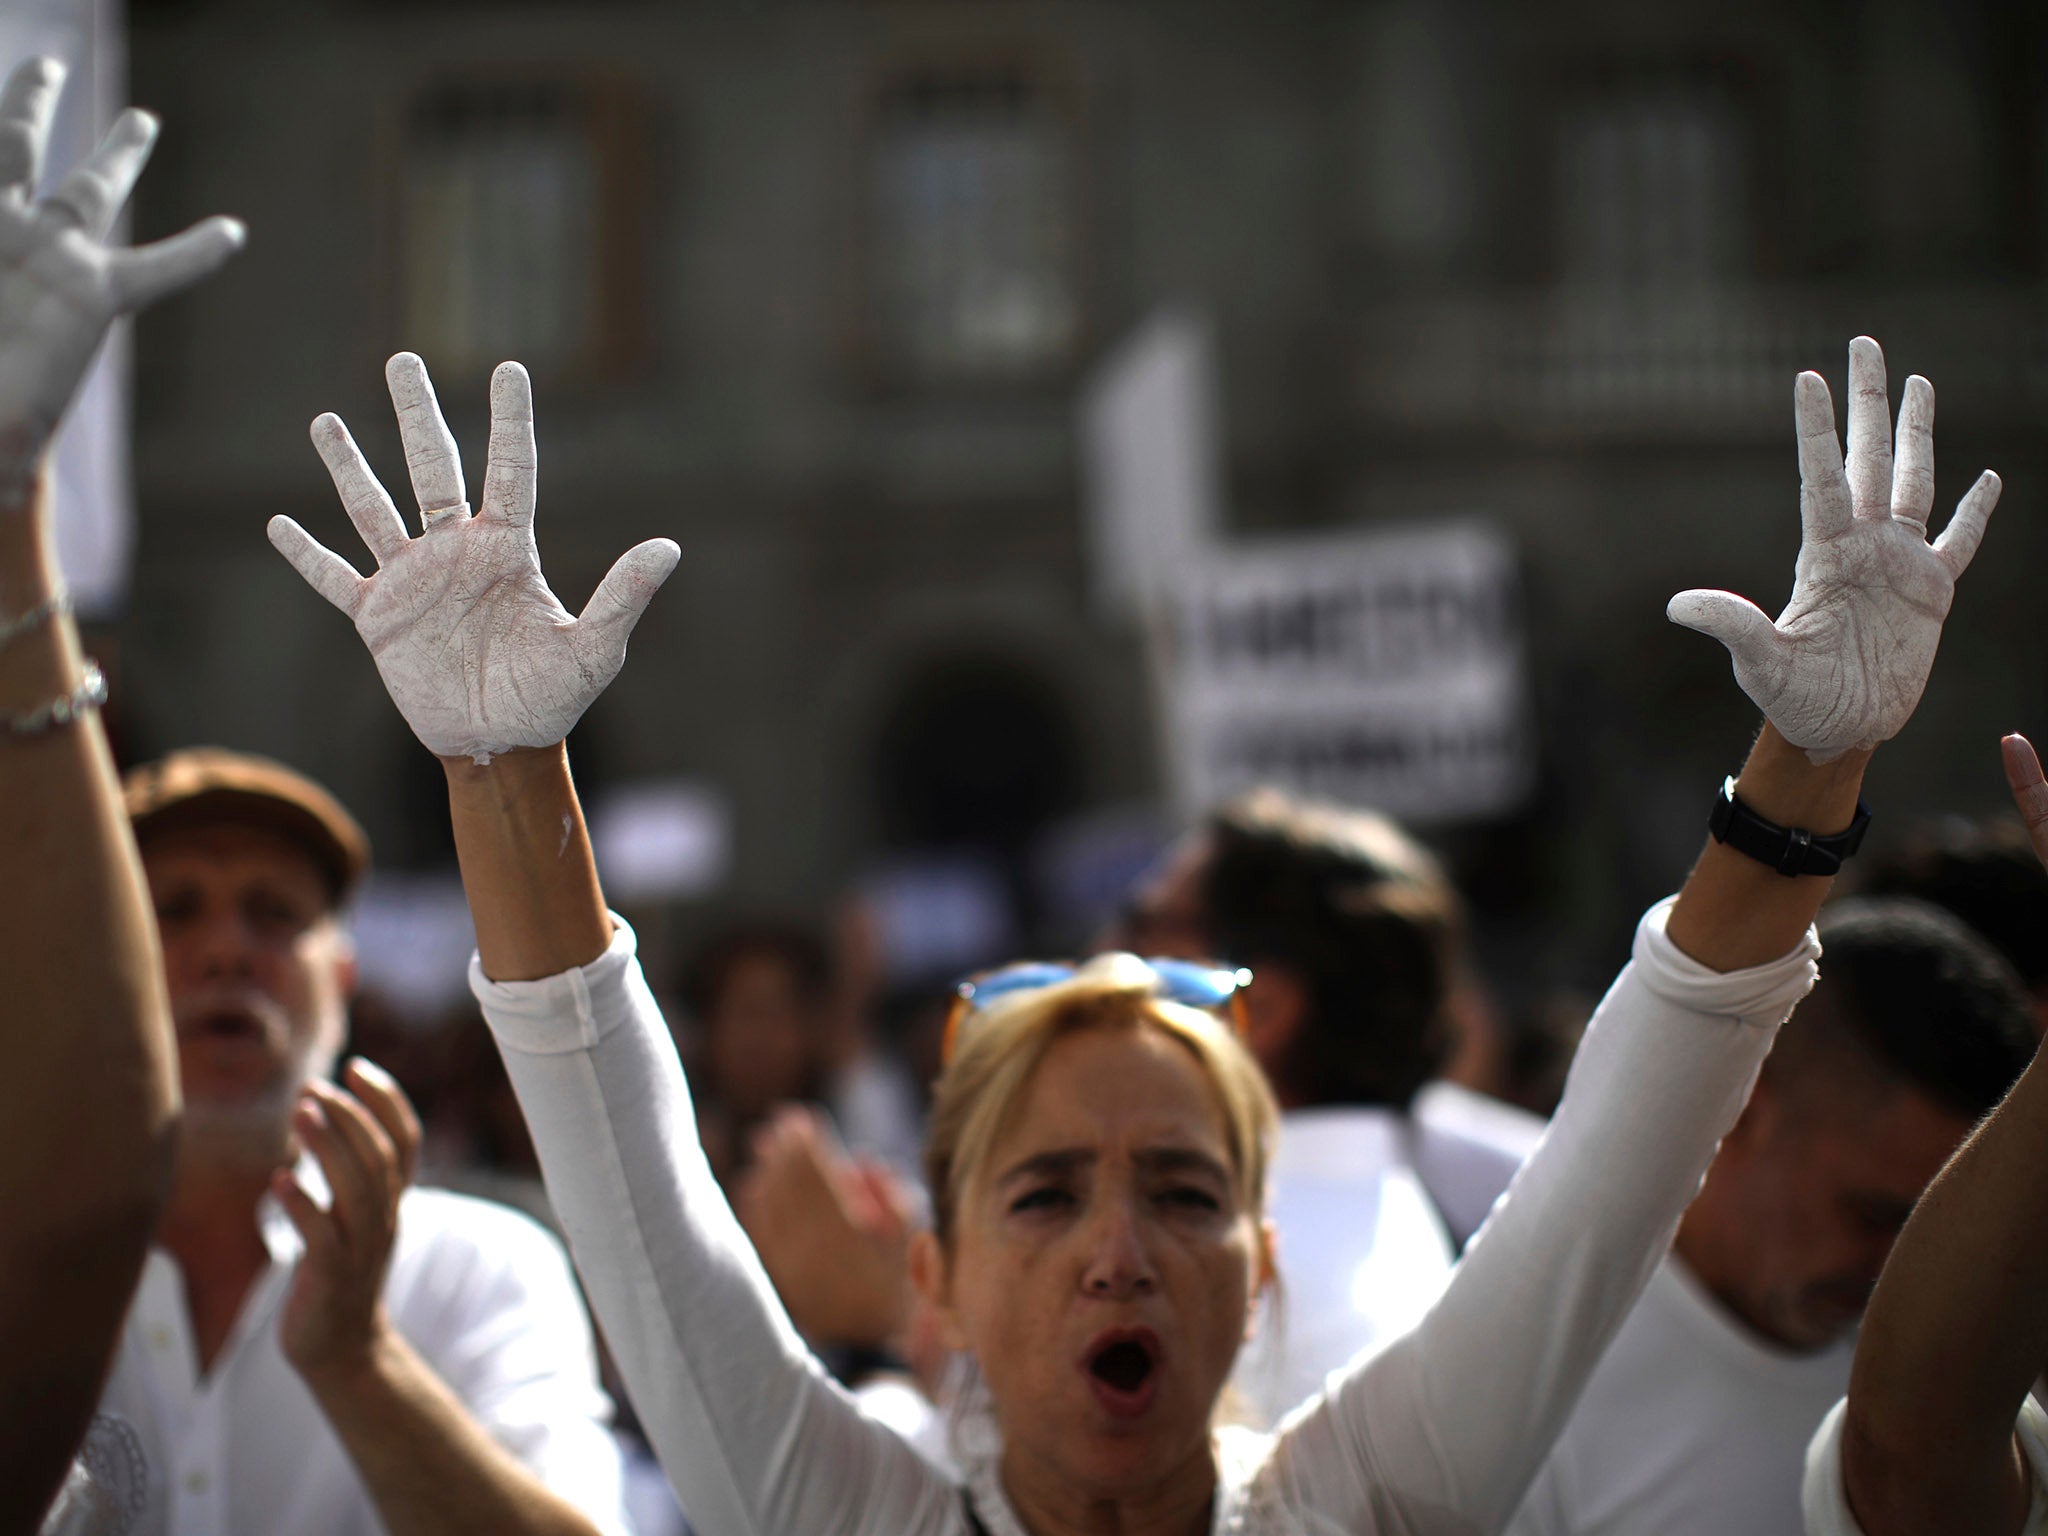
[1709,776,1871,878]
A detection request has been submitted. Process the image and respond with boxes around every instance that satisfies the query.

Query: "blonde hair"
[923,953,1279,1247]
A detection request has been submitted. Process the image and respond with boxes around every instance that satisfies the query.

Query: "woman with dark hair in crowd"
[269,334,1996,1534]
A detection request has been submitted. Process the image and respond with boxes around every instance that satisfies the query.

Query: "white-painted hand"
[269,354,680,764]
[0,56,244,502]
[1668,336,1999,762]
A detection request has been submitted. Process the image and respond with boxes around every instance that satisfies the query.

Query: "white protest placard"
[1163,521,1532,823]
[1077,308,1223,614]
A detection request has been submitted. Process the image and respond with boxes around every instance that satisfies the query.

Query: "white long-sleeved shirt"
[476,897,1818,1536]
[1408,1082,1548,1250]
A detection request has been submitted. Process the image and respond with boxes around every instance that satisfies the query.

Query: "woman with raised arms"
[268,335,1995,1535]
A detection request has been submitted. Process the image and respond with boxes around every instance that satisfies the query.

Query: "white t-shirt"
[1803,1394,2048,1535]
[475,898,1818,1536]
[1505,1256,1854,1535]
[97,1185,629,1536]
[1232,1108,1456,1427]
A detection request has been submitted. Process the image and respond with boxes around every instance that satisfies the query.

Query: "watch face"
[1709,779,1739,840]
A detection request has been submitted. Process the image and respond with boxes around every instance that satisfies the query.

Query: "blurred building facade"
[114,0,2048,996]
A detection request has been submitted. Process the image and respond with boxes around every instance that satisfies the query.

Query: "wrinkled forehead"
[141,820,335,907]
[983,1020,1240,1181]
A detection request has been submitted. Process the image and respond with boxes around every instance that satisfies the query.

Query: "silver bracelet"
[0,587,72,649]
[3,659,107,737]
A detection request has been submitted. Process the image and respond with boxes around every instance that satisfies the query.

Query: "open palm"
[1669,337,1998,762]
[269,354,679,763]
[0,56,242,494]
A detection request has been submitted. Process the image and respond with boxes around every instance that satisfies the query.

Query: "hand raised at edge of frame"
[268,353,680,764]
[0,55,243,501]
[2002,734,2048,872]
[1668,336,1999,763]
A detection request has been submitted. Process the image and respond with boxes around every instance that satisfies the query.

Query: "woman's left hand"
[1668,336,1999,762]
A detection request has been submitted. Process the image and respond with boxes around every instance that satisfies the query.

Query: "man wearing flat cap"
[97,747,630,1536]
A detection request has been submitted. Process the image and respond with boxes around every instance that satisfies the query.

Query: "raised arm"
[265,347,667,973]
[1664,337,1993,970]
[0,55,242,1530]
[1275,337,2001,1531]
[264,358,669,1534]
[274,356,952,1536]
[1815,736,2048,1536]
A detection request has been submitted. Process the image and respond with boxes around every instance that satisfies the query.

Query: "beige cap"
[123,747,371,905]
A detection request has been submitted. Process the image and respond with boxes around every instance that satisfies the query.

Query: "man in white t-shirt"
[102,749,630,1535]
[1504,897,2036,1536]
[1115,788,1546,1425]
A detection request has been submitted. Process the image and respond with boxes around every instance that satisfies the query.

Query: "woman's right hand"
[268,354,679,764]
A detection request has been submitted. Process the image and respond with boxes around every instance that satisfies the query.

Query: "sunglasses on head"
[941,957,1253,1065]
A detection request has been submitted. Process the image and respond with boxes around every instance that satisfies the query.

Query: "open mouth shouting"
[182,1007,269,1043]
[172,990,293,1090]
[178,1001,279,1051]
[1082,1327,1163,1419]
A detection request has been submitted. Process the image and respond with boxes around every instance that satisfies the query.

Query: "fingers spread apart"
[574,538,682,667]
[1666,588,1781,671]
[40,107,157,238]
[0,57,63,202]
[0,59,245,310]
[269,515,366,617]
[1889,376,1935,531]
[1844,336,1892,519]
[385,352,468,522]
[310,411,407,563]
[482,360,537,528]
[108,215,246,312]
[1932,470,1999,577]
[1794,371,1851,542]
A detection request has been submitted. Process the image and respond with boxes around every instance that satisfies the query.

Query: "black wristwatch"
[1709,776,1872,878]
